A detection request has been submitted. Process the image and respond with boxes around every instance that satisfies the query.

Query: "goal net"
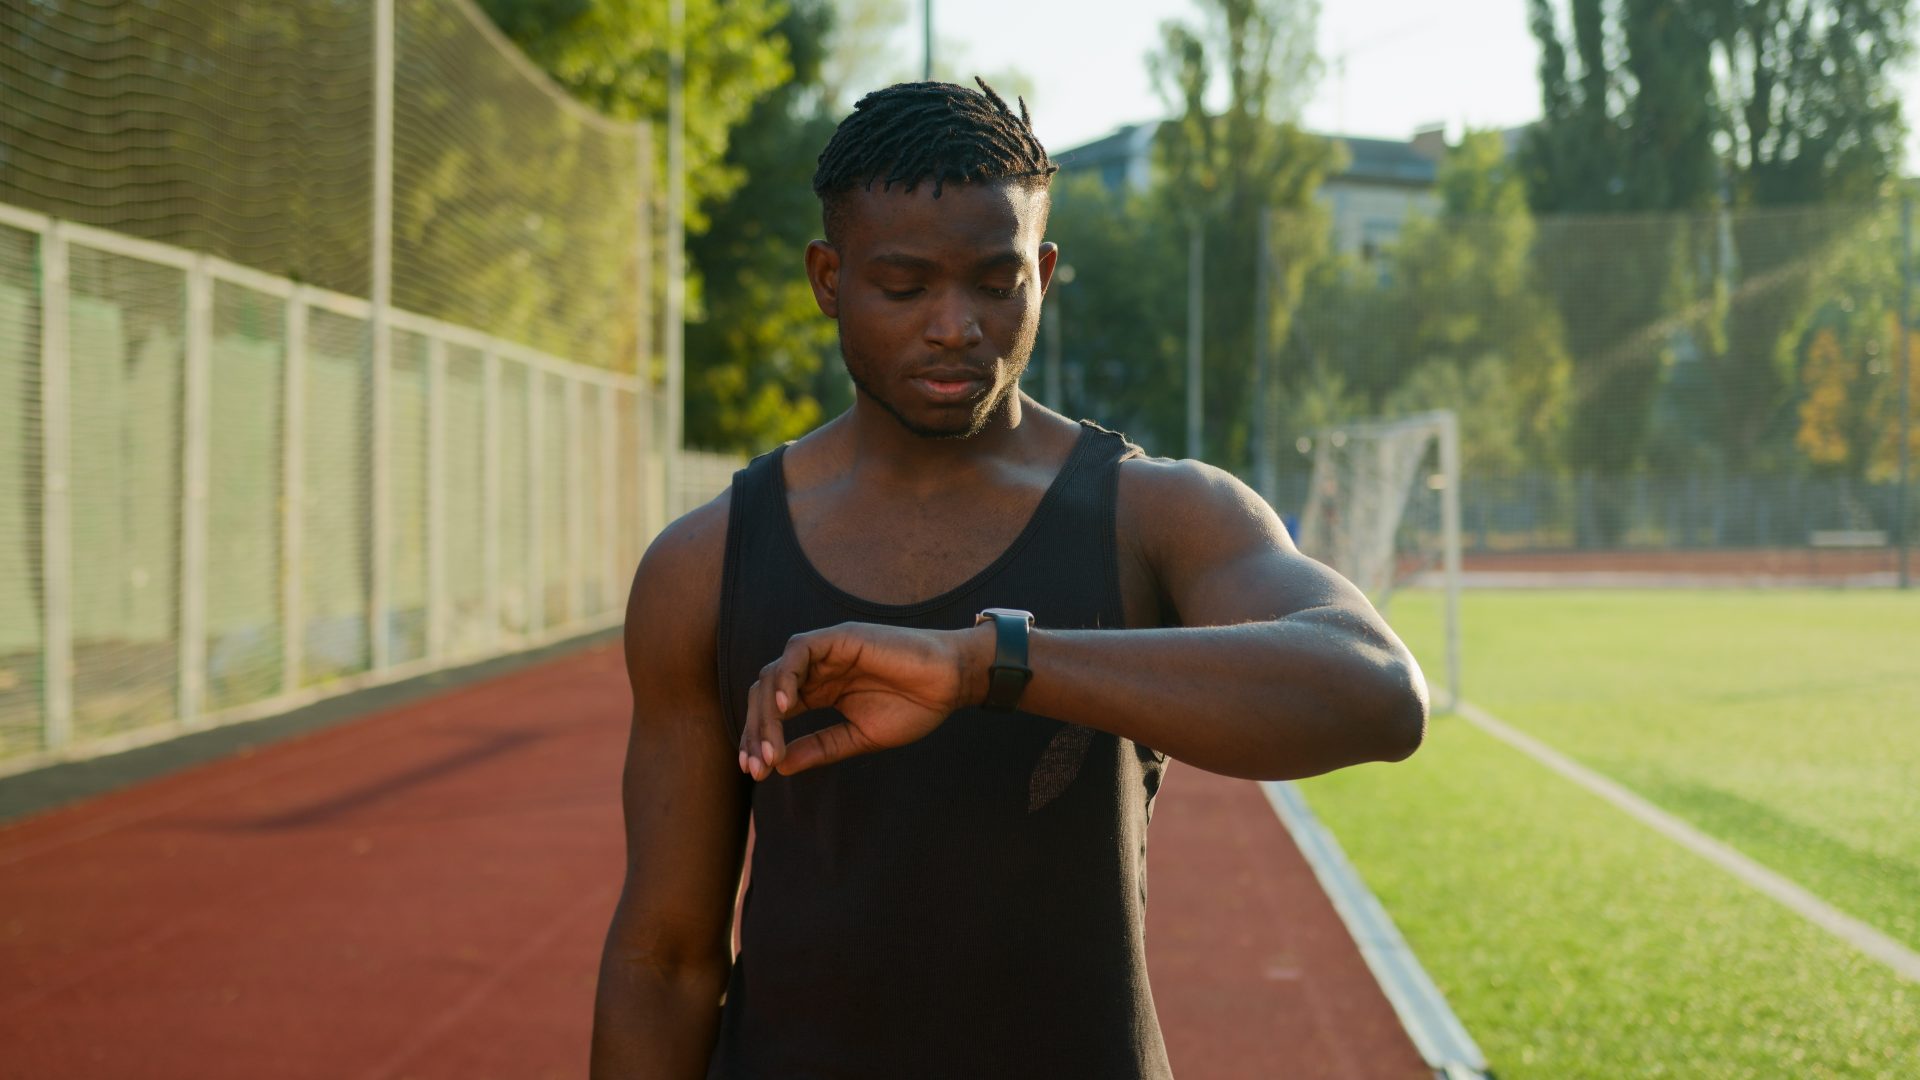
[1296,410,1463,708]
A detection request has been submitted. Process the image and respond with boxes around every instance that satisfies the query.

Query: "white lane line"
[1261,780,1490,1079]
[1454,698,1920,985]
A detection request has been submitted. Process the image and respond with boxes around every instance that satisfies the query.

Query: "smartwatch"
[973,608,1035,712]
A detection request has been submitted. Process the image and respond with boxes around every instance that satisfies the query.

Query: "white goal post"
[1295,410,1463,709]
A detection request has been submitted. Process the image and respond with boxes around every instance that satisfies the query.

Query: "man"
[590,80,1426,1079]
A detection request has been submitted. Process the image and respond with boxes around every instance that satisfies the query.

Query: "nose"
[923,289,984,352]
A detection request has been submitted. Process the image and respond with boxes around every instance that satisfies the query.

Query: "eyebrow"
[866,251,1026,273]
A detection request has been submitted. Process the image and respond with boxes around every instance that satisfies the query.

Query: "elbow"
[1374,658,1428,763]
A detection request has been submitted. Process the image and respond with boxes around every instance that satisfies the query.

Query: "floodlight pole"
[923,0,933,80]
[1899,193,1912,589]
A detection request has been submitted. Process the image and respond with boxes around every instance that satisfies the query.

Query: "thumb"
[776,721,876,775]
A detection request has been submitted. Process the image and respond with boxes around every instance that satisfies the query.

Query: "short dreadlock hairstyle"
[812,78,1059,243]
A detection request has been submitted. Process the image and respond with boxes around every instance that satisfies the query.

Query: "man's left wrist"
[957,620,997,708]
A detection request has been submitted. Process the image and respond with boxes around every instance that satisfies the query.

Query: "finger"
[778,721,875,775]
[740,679,761,776]
[762,634,821,770]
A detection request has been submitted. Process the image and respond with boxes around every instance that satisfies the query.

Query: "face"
[806,178,1057,439]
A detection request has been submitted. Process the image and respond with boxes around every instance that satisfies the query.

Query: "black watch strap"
[976,608,1034,712]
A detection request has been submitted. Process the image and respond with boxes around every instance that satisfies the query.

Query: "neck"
[837,386,1033,488]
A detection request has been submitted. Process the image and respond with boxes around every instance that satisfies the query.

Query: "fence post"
[369,0,395,667]
[527,368,545,636]
[482,350,501,647]
[565,376,584,627]
[178,256,213,725]
[40,221,73,751]
[282,287,308,692]
[599,384,618,614]
[427,335,448,657]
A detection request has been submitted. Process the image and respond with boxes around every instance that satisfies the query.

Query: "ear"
[805,240,841,318]
[1037,241,1060,295]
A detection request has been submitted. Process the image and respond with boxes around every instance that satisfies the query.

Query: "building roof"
[1054,121,1448,191]
[1331,135,1439,187]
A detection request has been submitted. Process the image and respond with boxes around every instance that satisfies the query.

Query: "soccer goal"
[1295,410,1463,709]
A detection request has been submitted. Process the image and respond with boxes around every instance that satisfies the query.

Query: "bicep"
[1125,459,1382,631]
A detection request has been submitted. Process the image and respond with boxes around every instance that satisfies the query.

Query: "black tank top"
[708,420,1172,1079]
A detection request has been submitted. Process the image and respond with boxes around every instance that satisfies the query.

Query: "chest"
[789,484,1040,607]
[784,478,1164,628]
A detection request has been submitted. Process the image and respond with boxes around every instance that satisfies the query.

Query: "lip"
[910,372,988,404]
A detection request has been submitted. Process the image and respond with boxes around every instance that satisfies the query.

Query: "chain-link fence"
[1047,186,1917,585]
[0,1,723,773]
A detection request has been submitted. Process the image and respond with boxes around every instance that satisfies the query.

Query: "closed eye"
[882,287,923,300]
[982,284,1017,299]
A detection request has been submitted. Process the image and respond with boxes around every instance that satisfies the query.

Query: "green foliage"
[1522,0,1913,503]
[1144,0,1335,466]
[475,0,793,235]
[683,0,843,451]
[1043,175,1188,449]
[1381,131,1572,472]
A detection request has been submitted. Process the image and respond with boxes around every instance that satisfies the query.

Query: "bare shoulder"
[1115,453,1296,560]
[623,487,733,699]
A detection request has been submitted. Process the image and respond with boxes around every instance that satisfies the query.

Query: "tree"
[1383,131,1572,473]
[1523,0,1722,516]
[683,0,845,451]
[475,0,793,235]
[1148,0,1337,469]
[1792,211,1920,483]
[1523,0,1915,493]
[1043,175,1189,449]
[1705,1,1913,470]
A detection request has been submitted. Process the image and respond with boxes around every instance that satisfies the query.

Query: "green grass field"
[1300,589,1920,1078]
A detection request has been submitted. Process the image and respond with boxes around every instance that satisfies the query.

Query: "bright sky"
[890,0,1920,167]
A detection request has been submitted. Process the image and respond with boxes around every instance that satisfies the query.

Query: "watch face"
[978,607,1035,625]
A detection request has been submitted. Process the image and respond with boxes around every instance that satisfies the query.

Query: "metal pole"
[370,0,395,668]
[482,350,501,647]
[1253,207,1274,502]
[633,122,658,546]
[178,256,213,727]
[665,0,686,506]
[527,369,545,636]
[923,0,934,80]
[1186,221,1204,460]
[1899,193,1913,589]
[426,336,448,657]
[1439,412,1464,710]
[282,287,308,691]
[565,377,584,626]
[41,222,73,750]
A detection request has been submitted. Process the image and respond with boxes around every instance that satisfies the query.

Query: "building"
[1053,121,1450,263]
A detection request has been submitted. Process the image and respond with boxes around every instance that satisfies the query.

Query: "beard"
[840,330,1029,441]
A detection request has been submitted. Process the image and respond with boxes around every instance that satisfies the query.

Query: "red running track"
[0,643,1428,1079]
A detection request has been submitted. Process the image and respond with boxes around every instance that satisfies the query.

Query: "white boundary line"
[1260,781,1491,1080]
[1453,698,1920,984]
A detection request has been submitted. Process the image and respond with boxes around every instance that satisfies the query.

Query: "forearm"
[974,609,1427,780]
[589,922,728,1079]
